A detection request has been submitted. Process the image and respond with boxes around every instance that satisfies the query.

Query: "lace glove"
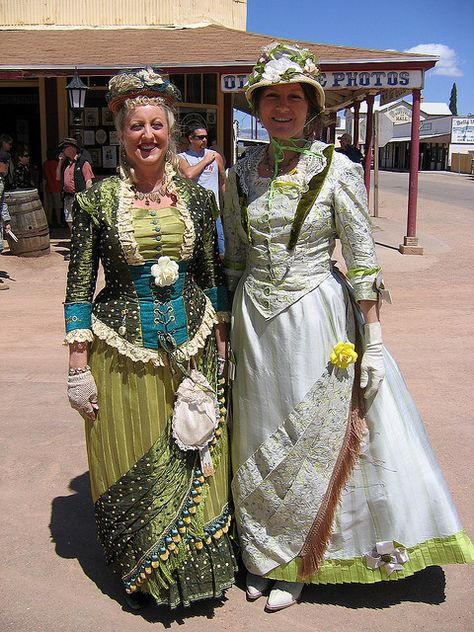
[360,322,385,399]
[67,369,99,419]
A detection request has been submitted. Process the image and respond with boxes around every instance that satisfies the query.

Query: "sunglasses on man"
[192,134,208,140]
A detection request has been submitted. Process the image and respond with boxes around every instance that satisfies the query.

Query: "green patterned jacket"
[64,174,229,367]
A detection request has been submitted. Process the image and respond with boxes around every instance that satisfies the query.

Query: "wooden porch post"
[399,88,423,254]
[353,100,360,147]
[223,92,234,167]
[364,94,374,196]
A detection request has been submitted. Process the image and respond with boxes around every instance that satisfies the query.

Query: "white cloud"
[405,43,463,77]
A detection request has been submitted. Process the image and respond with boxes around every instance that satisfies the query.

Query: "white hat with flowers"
[245,41,325,110]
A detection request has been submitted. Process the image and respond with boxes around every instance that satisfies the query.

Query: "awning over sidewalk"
[1,24,437,112]
[389,133,451,143]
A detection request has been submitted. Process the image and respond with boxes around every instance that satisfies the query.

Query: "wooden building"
[1,0,438,251]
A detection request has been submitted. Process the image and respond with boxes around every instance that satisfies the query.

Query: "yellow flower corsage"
[329,342,358,369]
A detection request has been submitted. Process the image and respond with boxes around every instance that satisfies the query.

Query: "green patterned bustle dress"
[64,172,236,607]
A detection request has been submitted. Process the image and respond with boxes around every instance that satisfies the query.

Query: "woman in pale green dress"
[65,68,235,610]
[223,42,474,612]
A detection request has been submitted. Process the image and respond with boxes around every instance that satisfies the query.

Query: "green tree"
[449,83,458,115]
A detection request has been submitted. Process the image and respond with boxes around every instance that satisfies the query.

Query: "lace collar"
[116,162,195,265]
[234,140,328,197]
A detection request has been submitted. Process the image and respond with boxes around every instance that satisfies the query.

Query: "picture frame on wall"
[95,128,108,145]
[207,110,216,125]
[88,147,102,168]
[83,130,95,146]
[102,145,117,169]
[101,107,114,126]
[109,130,120,145]
[84,107,99,127]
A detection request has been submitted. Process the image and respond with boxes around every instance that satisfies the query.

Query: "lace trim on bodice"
[234,140,328,199]
[116,166,195,266]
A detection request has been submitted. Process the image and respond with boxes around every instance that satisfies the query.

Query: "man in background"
[178,123,225,257]
[336,133,364,164]
[0,150,12,289]
[56,138,94,258]
[0,133,14,188]
[43,148,63,228]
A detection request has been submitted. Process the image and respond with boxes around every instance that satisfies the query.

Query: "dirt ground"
[0,171,473,631]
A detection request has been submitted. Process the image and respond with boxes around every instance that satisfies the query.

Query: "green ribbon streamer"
[236,140,334,251]
[287,144,334,250]
[267,137,326,208]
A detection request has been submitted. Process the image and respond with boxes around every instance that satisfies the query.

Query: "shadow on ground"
[303,565,445,608]
[50,472,446,625]
[49,472,230,626]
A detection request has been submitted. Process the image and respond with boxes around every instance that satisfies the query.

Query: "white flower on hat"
[136,68,164,86]
[262,57,303,81]
[150,256,179,287]
[304,59,318,75]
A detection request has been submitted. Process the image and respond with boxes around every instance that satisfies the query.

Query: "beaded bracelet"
[68,365,91,376]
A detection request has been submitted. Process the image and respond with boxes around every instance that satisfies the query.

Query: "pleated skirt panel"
[84,337,236,607]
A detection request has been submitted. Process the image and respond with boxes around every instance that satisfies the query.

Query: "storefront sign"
[385,105,412,124]
[221,74,248,92]
[221,70,423,92]
[451,117,474,143]
[318,70,423,90]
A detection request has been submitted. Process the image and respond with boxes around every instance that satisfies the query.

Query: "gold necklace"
[261,150,299,175]
[132,178,168,205]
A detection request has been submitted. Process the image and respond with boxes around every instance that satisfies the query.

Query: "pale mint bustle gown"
[223,141,474,584]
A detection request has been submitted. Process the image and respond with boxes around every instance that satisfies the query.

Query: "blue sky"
[246,0,474,115]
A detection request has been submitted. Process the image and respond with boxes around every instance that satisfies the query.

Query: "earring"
[120,145,128,167]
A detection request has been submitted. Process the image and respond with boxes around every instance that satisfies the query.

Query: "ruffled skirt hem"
[265,530,474,584]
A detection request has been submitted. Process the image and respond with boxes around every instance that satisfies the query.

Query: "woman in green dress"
[64,68,235,610]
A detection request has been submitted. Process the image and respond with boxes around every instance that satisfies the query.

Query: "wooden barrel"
[4,189,50,257]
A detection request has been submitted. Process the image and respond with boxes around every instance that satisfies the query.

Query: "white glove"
[360,322,385,399]
[67,369,99,420]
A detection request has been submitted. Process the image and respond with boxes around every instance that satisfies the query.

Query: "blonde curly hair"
[114,95,180,183]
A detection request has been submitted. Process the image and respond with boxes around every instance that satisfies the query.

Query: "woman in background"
[11,144,36,189]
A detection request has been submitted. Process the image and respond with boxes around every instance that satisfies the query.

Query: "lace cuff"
[63,329,94,345]
[349,269,391,304]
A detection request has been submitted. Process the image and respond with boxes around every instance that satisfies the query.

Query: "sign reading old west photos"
[221,70,424,92]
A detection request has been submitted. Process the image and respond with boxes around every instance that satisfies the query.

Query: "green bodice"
[132,205,185,262]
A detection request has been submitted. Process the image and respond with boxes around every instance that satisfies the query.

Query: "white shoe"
[246,572,272,601]
[265,581,304,612]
